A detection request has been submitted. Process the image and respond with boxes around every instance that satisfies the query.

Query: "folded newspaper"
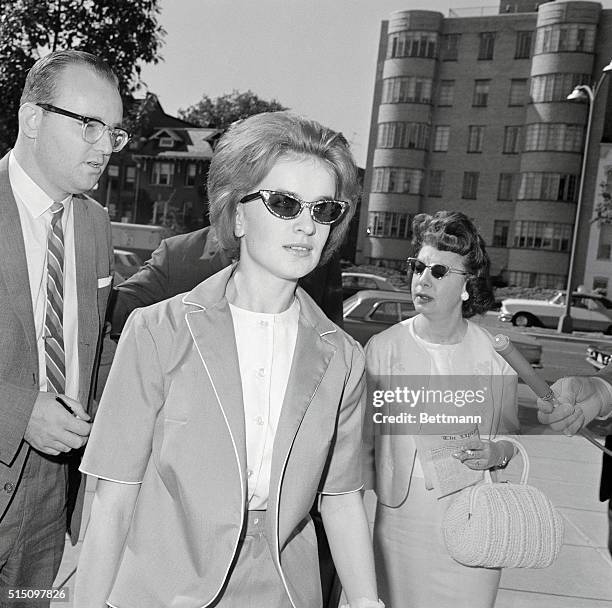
[416,427,484,499]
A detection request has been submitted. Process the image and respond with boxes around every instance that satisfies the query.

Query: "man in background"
[537,374,612,556]
[0,50,125,601]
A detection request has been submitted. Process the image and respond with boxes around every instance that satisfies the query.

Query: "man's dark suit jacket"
[0,153,114,542]
[112,226,344,334]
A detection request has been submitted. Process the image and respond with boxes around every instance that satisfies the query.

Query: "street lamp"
[558,58,612,334]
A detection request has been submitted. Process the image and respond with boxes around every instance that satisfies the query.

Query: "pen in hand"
[56,396,79,418]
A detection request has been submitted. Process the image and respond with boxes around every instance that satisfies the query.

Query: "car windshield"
[549,292,612,309]
[342,297,358,316]
[550,293,564,305]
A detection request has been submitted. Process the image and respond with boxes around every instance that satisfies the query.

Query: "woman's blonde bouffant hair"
[207,111,359,265]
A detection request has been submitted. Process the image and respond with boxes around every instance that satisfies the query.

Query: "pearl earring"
[461,291,469,301]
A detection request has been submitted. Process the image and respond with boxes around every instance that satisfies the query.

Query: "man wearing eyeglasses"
[0,49,124,599]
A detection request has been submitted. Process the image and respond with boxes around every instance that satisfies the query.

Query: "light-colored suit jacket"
[0,152,113,541]
[363,318,519,507]
[81,265,365,608]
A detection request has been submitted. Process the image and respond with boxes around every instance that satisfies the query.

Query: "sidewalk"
[53,399,612,607]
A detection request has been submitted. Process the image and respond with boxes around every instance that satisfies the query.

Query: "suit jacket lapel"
[266,305,336,540]
[185,300,248,481]
[0,154,36,350]
[73,196,99,401]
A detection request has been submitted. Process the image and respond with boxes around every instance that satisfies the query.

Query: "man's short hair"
[207,111,359,265]
[20,50,119,106]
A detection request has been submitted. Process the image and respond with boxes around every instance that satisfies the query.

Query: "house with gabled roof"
[94,93,221,232]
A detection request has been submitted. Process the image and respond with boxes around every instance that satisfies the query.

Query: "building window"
[387,30,438,59]
[433,126,450,152]
[428,170,444,197]
[597,225,612,260]
[158,137,174,148]
[124,166,136,190]
[441,33,460,61]
[515,31,533,59]
[524,123,583,152]
[512,220,572,251]
[518,172,578,202]
[185,163,198,187]
[377,122,430,150]
[478,32,496,60]
[534,24,596,54]
[372,167,424,194]
[438,80,455,106]
[462,172,479,199]
[508,79,528,106]
[382,76,433,104]
[151,162,174,186]
[593,277,609,295]
[530,73,590,103]
[472,80,490,107]
[503,126,521,154]
[492,220,510,247]
[508,271,565,289]
[368,211,412,239]
[467,125,485,153]
[498,174,515,201]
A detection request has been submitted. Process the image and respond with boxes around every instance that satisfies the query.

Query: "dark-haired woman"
[364,211,519,608]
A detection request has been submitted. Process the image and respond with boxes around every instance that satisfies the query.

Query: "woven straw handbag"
[442,437,564,569]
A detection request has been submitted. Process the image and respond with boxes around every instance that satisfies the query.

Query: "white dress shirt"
[229,298,299,510]
[8,152,79,400]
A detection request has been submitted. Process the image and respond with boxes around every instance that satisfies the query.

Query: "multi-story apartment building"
[358,0,612,288]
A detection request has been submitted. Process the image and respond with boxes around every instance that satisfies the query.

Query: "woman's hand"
[453,439,507,470]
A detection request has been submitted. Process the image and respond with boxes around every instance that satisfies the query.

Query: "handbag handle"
[483,436,529,485]
[470,437,530,516]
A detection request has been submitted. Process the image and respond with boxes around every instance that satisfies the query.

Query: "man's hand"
[24,392,91,455]
[536,376,608,435]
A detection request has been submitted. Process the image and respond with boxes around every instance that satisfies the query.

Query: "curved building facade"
[359,0,612,288]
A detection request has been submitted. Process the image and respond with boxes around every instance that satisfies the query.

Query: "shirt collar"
[8,151,71,218]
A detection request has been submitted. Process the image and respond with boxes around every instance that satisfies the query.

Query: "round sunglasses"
[406,257,469,280]
[239,190,349,225]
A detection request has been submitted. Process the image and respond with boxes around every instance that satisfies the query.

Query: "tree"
[0,0,166,152]
[178,90,287,130]
[593,180,612,224]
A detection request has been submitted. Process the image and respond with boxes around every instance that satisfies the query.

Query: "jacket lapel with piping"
[182,266,248,498]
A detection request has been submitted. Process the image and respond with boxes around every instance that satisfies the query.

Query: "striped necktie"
[45,202,65,394]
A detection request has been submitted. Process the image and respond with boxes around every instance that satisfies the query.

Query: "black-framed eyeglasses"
[240,190,349,225]
[36,103,130,152]
[406,257,469,280]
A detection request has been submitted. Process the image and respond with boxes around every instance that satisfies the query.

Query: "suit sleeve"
[319,342,366,494]
[0,382,38,465]
[81,309,164,483]
[362,337,381,491]
[598,362,612,387]
[110,240,171,335]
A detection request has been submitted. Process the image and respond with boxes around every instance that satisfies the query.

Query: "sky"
[139,0,612,167]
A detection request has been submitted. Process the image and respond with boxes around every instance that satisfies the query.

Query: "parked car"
[498,291,612,333]
[586,342,612,370]
[113,249,143,280]
[344,289,542,365]
[341,272,401,300]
